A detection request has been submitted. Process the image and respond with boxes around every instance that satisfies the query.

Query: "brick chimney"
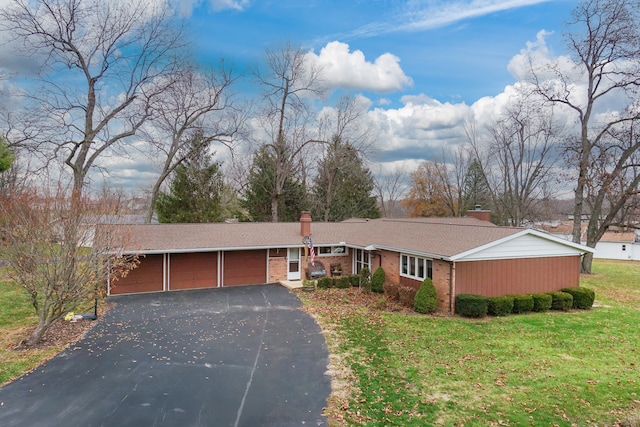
[467,205,491,222]
[300,211,311,237]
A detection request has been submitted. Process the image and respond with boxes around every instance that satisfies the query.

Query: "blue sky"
[186,0,574,106]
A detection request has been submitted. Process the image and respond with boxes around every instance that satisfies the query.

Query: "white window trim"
[316,245,348,257]
[400,253,433,281]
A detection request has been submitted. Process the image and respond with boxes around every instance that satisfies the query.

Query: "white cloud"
[346,0,554,39]
[305,41,413,93]
[210,0,250,11]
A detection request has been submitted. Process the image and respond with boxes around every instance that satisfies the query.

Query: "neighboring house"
[109,211,593,313]
[537,221,640,261]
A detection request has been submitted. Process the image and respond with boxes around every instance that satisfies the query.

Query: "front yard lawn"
[301,260,640,426]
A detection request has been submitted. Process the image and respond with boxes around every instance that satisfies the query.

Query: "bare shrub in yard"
[398,286,418,308]
[0,187,139,346]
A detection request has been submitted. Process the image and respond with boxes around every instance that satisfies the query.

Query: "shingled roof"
[112,216,539,260]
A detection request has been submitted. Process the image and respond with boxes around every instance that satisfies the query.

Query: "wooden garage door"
[111,254,164,295]
[223,250,267,286]
[169,252,218,290]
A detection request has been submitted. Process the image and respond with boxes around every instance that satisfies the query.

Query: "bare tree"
[526,0,640,271]
[374,164,408,218]
[0,0,185,193]
[0,186,138,346]
[582,123,640,269]
[143,62,243,223]
[478,97,561,225]
[253,43,326,222]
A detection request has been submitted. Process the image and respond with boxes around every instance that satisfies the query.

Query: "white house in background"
[536,221,640,261]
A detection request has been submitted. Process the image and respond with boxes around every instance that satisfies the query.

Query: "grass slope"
[303,260,640,426]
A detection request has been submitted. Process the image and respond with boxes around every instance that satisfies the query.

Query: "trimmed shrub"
[383,282,400,301]
[456,294,488,318]
[548,291,573,311]
[531,293,552,312]
[317,276,332,289]
[488,295,514,316]
[359,267,371,291]
[510,294,534,314]
[349,275,360,287]
[561,287,595,309]
[335,275,350,289]
[398,286,418,308]
[371,267,385,293]
[414,278,437,314]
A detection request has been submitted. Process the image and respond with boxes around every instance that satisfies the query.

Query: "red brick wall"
[268,256,287,282]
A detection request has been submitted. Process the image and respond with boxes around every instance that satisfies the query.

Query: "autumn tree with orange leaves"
[402,161,452,217]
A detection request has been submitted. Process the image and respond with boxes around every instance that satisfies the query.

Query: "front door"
[288,248,301,280]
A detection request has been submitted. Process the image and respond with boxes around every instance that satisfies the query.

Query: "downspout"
[449,261,456,314]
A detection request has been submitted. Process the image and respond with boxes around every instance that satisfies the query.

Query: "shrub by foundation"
[548,291,573,311]
[335,275,350,289]
[359,267,371,292]
[349,275,360,287]
[510,294,534,313]
[456,294,488,318]
[398,286,418,308]
[561,287,595,309]
[383,282,400,301]
[531,293,552,312]
[414,278,437,314]
[488,295,514,316]
[317,277,332,289]
[371,267,385,293]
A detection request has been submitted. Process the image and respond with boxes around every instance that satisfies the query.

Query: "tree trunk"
[25,318,50,346]
[581,251,594,274]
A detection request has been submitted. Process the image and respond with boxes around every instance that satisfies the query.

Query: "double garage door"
[110,250,268,295]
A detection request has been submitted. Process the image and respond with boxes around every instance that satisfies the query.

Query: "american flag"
[309,238,315,266]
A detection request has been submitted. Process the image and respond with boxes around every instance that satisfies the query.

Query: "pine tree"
[155,133,225,223]
[312,138,380,222]
[242,146,308,222]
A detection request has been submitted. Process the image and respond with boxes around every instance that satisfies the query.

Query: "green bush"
[531,293,552,312]
[414,278,437,314]
[510,294,534,313]
[371,267,385,293]
[488,295,514,316]
[317,276,332,289]
[349,275,360,287]
[334,275,350,289]
[548,291,573,311]
[398,286,418,308]
[456,294,488,318]
[561,287,595,309]
[359,267,371,291]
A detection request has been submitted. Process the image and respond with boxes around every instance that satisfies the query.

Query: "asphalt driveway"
[0,285,331,427]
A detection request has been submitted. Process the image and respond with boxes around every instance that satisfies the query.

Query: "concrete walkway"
[0,285,330,427]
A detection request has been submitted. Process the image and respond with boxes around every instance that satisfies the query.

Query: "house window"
[401,254,433,281]
[354,249,371,274]
[316,246,348,257]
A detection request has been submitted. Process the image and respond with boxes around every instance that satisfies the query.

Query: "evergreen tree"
[461,158,492,213]
[242,146,308,222]
[0,139,14,173]
[312,139,380,222]
[155,133,225,223]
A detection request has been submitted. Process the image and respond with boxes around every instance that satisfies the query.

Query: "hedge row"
[456,288,595,318]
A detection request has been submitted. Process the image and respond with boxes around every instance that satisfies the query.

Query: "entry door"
[288,248,301,280]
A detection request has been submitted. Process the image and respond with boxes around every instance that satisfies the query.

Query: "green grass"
[0,272,63,385]
[306,260,640,426]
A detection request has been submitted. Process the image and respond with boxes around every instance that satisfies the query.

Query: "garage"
[111,254,164,295]
[169,252,218,290]
[223,249,268,286]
